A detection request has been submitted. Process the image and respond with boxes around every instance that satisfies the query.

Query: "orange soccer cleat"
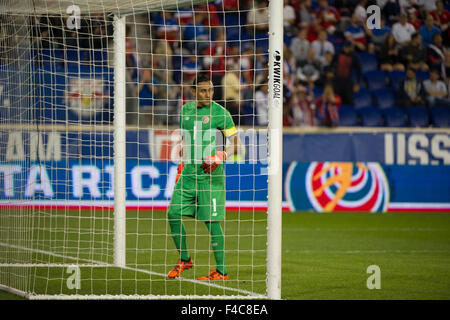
[167,258,193,278]
[197,270,228,281]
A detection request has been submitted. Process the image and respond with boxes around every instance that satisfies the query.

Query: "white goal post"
[0,0,283,299]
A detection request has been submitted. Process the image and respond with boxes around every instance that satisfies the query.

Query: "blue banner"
[0,160,448,212]
[1,130,448,165]
[284,162,450,212]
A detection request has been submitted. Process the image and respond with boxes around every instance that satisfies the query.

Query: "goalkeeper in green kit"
[167,73,240,280]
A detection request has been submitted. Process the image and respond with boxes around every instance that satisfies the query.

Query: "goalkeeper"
[167,73,240,281]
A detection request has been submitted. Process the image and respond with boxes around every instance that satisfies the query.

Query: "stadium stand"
[358,106,383,127]
[358,52,378,73]
[353,88,372,110]
[373,87,396,110]
[31,0,449,128]
[364,70,388,91]
[430,105,450,127]
[388,70,406,91]
[338,104,358,126]
[383,106,407,127]
[407,105,430,127]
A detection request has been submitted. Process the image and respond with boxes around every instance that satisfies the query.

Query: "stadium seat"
[358,52,378,73]
[407,106,430,127]
[383,106,406,127]
[338,105,358,126]
[388,70,406,91]
[416,70,429,82]
[353,88,372,110]
[373,87,395,110]
[65,49,82,62]
[430,105,450,127]
[358,106,383,127]
[364,70,387,91]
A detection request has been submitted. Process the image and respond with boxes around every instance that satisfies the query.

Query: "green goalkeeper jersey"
[180,100,237,180]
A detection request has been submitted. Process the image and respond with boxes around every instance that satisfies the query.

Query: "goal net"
[0,0,282,299]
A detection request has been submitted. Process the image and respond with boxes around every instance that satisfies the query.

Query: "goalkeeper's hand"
[176,163,184,182]
[200,151,227,174]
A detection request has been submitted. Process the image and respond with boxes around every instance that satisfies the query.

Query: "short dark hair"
[192,72,211,87]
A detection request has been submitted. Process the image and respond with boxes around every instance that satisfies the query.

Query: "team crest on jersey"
[202,115,210,124]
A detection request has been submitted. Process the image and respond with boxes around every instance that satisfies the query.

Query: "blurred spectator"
[136,69,156,109]
[196,3,221,27]
[284,46,297,85]
[400,32,429,71]
[181,55,201,83]
[416,0,438,13]
[399,0,416,15]
[154,11,179,45]
[311,29,335,67]
[419,13,441,47]
[290,27,310,65]
[331,41,362,105]
[397,66,425,107]
[254,48,269,85]
[354,0,368,21]
[445,50,450,80]
[315,82,341,127]
[221,61,242,125]
[291,84,316,126]
[221,0,240,11]
[153,40,178,107]
[284,0,297,35]
[392,13,416,47]
[298,0,315,27]
[126,27,138,83]
[379,34,406,72]
[183,11,210,54]
[428,33,446,77]
[408,10,423,31]
[344,12,374,52]
[423,68,450,107]
[382,0,401,24]
[175,8,194,25]
[431,0,450,45]
[371,15,392,49]
[240,46,255,86]
[315,0,340,34]
[203,29,231,99]
[296,48,321,86]
[247,0,269,34]
[255,82,269,125]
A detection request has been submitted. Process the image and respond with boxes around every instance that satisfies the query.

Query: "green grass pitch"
[0,210,449,300]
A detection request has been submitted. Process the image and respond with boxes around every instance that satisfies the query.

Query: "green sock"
[169,218,190,261]
[205,221,227,275]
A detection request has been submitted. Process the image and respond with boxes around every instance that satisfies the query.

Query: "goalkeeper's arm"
[201,134,241,174]
[176,137,185,182]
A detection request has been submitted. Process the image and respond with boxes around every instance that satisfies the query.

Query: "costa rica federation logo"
[202,115,210,124]
[303,162,389,212]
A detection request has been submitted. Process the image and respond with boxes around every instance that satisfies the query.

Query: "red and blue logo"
[305,162,389,212]
[285,162,390,212]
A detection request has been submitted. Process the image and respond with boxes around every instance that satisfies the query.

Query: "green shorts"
[167,174,226,222]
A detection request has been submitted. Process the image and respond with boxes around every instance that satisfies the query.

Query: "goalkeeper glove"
[200,151,227,174]
[176,163,184,182]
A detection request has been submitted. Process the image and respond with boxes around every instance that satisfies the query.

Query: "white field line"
[284,249,450,254]
[0,242,266,298]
